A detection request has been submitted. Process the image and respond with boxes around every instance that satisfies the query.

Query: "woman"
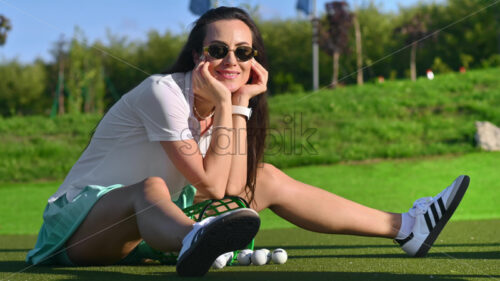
[27,7,469,277]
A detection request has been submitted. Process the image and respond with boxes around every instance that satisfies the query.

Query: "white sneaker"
[395,175,470,257]
[176,208,260,276]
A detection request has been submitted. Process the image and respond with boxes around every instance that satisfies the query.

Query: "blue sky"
[0,0,438,63]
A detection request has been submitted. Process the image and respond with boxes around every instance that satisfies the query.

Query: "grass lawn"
[0,220,498,281]
[1,151,499,234]
[259,151,500,229]
[0,152,499,280]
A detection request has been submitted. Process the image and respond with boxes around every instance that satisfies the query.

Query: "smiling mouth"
[216,70,240,80]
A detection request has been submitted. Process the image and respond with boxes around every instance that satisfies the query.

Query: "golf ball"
[251,249,268,266]
[272,248,288,264]
[212,254,227,269]
[212,252,233,269]
[261,248,272,264]
[237,249,253,265]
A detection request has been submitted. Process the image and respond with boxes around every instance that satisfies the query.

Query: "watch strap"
[232,105,252,120]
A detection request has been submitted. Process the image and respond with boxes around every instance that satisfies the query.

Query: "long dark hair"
[164,6,268,204]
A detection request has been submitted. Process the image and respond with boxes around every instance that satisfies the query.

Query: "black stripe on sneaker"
[424,212,434,232]
[437,197,446,215]
[414,175,470,257]
[430,203,440,223]
[395,232,414,246]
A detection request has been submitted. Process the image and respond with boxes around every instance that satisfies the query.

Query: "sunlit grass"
[1,152,498,234]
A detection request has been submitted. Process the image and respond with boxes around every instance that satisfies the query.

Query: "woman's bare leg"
[65,177,194,265]
[241,163,401,238]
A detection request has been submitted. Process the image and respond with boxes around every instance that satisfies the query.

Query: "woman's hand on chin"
[193,60,231,105]
[232,59,268,106]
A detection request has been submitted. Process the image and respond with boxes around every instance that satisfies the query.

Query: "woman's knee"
[258,163,280,184]
[137,177,172,202]
[255,163,284,195]
[142,176,168,188]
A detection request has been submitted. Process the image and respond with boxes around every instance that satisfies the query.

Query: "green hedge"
[1,67,499,182]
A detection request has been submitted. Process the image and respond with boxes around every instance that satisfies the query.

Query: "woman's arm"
[161,104,232,200]
[224,98,250,196]
[161,61,234,199]
[225,60,268,196]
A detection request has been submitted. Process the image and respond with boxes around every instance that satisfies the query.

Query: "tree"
[259,19,312,93]
[99,30,142,105]
[352,12,363,85]
[319,1,353,88]
[435,0,499,70]
[66,27,106,114]
[354,2,397,81]
[0,15,12,46]
[0,60,47,116]
[50,35,69,115]
[395,11,431,81]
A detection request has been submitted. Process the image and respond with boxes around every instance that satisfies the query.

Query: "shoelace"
[408,197,433,217]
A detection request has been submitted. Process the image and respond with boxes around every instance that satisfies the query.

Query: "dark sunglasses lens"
[208,44,228,59]
[235,47,254,61]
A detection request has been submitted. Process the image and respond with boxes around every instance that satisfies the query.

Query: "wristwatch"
[232,105,252,120]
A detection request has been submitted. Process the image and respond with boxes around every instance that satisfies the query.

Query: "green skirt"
[26,184,197,266]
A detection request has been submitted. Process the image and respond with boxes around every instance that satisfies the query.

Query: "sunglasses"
[203,43,258,62]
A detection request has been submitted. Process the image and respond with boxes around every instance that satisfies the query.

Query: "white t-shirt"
[49,71,212,203]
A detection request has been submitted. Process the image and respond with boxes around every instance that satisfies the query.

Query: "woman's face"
[201,19,253,93]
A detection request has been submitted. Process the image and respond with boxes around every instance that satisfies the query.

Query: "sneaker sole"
[414,175,470,257]
[176,209,260,276]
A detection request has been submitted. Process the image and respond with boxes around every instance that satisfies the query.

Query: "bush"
[0,60,49,116]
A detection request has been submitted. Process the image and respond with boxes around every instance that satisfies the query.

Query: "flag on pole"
[189,0,211,16]
[296,0,311,15]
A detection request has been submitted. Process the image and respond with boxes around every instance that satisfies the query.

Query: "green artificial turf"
[1,151,499,234]
[0,219,498,281]
[1,152,499,280]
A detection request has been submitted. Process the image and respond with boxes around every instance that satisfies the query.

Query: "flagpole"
[312,0,319,91]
